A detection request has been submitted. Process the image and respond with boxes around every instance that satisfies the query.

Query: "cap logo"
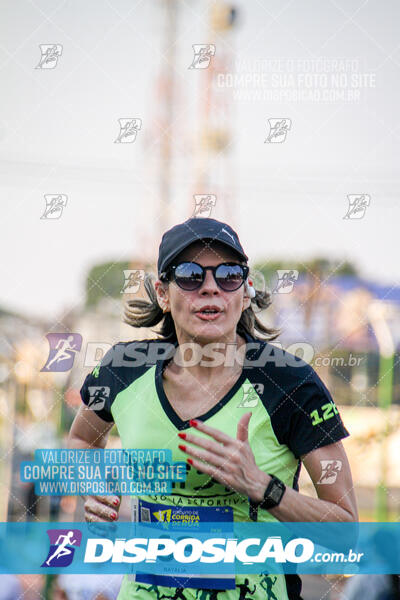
[221,227,236,243]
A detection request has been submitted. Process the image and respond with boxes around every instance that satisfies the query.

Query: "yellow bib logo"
[153,509,172,522]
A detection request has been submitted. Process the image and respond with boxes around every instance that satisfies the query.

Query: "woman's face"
[155,241,251,344]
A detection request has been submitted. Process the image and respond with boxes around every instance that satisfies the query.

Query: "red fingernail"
[189,419,198,427]
[178,433,186,439]
[113,498,119,506]
[111,513,117,520]
[178,444,186,452]
[187,458,193,465]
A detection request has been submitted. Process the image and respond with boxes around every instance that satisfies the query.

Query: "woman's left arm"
[265,440,359,523]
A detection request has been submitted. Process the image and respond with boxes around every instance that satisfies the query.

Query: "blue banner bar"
[0,522,399,575]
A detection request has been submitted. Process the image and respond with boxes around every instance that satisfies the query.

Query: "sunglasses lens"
[215,264,245,291]
[174,262,204,290]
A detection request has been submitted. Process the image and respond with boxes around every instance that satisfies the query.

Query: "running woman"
[68,217,358,600]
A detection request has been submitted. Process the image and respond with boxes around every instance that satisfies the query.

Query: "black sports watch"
[248,474,286,521]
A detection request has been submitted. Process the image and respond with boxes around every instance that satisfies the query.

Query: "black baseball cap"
[157,217,249,277]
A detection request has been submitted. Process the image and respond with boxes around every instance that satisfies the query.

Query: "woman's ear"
[154,279,170,313]
[242,296,251,311]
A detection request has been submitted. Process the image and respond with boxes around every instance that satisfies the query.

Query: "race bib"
[128,498,235,590]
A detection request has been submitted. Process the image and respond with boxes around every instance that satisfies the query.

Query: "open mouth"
[195,308,223,320]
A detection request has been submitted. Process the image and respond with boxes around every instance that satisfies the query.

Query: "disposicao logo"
[84,536,315,564]
[41,529,82,567]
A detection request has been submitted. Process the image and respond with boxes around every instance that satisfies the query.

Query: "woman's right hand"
[82,495,121,522]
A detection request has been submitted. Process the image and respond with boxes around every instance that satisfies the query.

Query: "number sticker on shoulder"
[310,402,339,426]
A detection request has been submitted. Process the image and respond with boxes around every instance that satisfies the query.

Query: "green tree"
[85,261,130,307]
[254,257,357,291]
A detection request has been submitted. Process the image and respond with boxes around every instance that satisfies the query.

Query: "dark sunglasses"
[160,261,249,292]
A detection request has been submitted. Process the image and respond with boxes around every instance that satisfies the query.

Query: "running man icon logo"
[41,333,82,372]
[36,44,63,69]
[41,529,82,568]
[40,194,68,219]
[264,118,292,143]
[114,118,142,143]
[121,269,145,294]
[192,194,217,218]
[343,194,371,219]
[188,44,216,69]
[272,270,299,294]
[237,383,264,408]
[87,386,110,411]
[317,460,343,484]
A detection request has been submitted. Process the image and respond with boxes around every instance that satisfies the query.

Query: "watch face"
[270,484,283,503]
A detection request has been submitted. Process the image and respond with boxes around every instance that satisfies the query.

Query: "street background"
[1,0,399,598]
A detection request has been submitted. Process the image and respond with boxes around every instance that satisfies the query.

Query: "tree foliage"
[85,261,130,307]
